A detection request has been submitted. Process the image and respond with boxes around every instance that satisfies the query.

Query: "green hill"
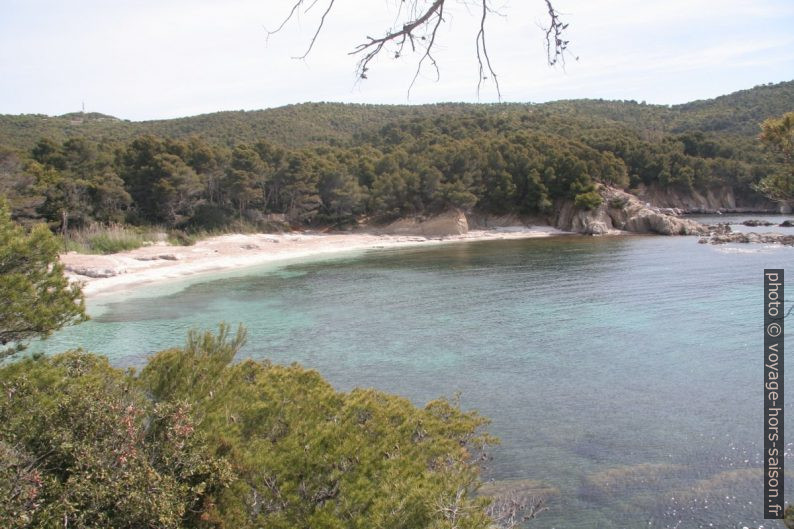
[1,80,792,152]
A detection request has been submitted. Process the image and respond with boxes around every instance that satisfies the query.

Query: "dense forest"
[0,81,792,242]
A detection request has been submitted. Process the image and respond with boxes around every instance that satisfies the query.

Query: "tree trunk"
[60,209,68,237]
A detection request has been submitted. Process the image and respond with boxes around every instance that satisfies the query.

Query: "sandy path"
[60,227,572,298]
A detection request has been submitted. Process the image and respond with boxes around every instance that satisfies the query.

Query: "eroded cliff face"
[632,184,776,213]
[554,186,709,236]
[377,209,469,237]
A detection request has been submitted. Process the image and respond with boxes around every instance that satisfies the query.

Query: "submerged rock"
[780,220,793,227]
[741,219,776,227]
[479,479,560,499]
[579,463,687,502]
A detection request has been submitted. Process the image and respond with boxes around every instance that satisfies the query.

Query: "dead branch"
[268,0,571,99]
[486,492,547,529]
[542,0,571,66]
[476,0,500,99]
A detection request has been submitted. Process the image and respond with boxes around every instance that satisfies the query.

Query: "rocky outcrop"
[555,186,709,236]
[377,209,469,237]
[555,200,614,235]
[742,219,776,227]
[134,253,180,261]
[633,184,777,213]
[698,232,794,246]
[65,264,126,278]
[466,212,543,229]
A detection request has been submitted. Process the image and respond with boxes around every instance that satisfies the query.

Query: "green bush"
[188,204,233,231]
[0,352,232,528]
[574,191,604,210]
[1,325,500,529]
[63,225,158,254]
[166,229,200,246]
[86,232,143,253]
[0,201,86,358]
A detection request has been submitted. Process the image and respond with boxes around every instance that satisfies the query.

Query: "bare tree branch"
[486,493,547,529]
[407,0,445,98]
[476,0,500,99]
[348,0,444,82]
[542,0,572,67]
[295,0,336,59]
[268,0,571,99]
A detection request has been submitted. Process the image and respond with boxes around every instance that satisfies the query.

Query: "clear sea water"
[32,215,793,528]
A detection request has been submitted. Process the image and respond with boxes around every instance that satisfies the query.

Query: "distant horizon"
[4,78,791,123]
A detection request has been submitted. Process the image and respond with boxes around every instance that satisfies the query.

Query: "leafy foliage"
[574,190,604,210]
[0,200,86,358]
[0,352,233,528]
[140,325,497,528]
[756,111,794,204]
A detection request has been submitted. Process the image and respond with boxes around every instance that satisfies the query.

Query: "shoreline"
[60,227,575,299]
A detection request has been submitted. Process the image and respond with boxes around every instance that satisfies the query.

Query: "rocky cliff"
[633,184,776,213]
[554,186,709,236]
[373,184,772,238]
[376,209,469,237]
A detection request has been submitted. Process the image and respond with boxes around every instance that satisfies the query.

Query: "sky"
[1,0,793,121]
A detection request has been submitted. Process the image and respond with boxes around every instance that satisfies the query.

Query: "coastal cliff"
[370,187,716,238]
[633,184,777,213]
[376,209,469,237]
[553,186,709,236]
[372,184,776,238]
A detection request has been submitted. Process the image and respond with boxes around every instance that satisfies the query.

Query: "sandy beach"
[60,226,572,298]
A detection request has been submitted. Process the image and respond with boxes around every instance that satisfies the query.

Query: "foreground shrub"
[1,325,499,529]
[0,200,86,358]
[0,352,232,528]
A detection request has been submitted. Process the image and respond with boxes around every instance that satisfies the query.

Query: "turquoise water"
[33,222,793,528]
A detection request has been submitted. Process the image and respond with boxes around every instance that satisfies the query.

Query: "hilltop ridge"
[1,80,792,151]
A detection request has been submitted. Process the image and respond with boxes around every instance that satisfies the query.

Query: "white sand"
[60,227,572,298]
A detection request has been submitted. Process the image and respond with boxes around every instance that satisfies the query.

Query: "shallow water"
[33,228,793,528]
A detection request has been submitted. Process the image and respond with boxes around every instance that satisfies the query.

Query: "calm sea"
[33,215,793,528]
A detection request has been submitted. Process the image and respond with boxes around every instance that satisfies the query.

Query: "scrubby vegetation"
[1,325,501,529]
